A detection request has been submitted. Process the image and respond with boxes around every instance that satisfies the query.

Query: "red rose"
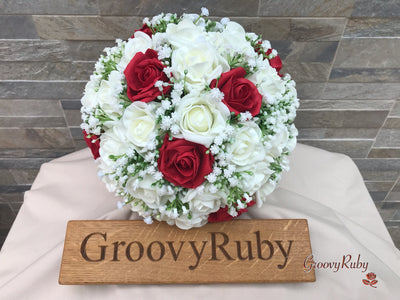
[131,24,153,38]
[265,48,283,77]
[83,130,100,159]
[210,67,262,116]
[124,49,171,102]
[208,200,256,222]
[158,134,214,189]
[366,273,376,280]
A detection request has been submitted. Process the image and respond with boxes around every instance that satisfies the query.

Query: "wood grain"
[59,219,315,284]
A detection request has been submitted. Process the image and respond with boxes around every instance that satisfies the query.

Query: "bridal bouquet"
[80,8,298,229]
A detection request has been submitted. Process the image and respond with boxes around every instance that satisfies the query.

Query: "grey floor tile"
[352,0,400,17]
[0,0,99,15]
[345,18,400,38]
[259,0,355,17]
[0,16,38,39]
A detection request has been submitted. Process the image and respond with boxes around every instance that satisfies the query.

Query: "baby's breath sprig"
[165,194,189,215]
[94,106,114,123]
[149,13,180,33]
[95,48,124,81]
[227,53,253,75]
[118,88,132,108]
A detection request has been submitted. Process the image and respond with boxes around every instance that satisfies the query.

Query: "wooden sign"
[59,219,315,284]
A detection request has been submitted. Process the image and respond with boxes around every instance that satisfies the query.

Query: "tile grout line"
[321,16,349,100]
[366,100,397,158]
[384,174,400,202]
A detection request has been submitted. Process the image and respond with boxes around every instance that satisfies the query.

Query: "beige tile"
[368,148,400,158]
[33,16,143,40]
[299,100,394,111]
[0,62,94,81]
[322,83,400,100]
[0,100,63,117]
[296,110,387,128]
[0,170,17,185]
[259,0,355,17]
[298,128,379,139]
[354,158,400,181]
[289,18,346,41]
[0,40,113,62]
[64,110,82,127]
[298,139,373,158]
[374,129,400,148]
[366,181,396,192]
[296,82,326,99]
[98,0,260,16]
[279,41,338,63]
[0,81,86,99]
[334,38,400,68]
[0,0,99,14]
[390,101,400,117]
[229,17,290,41]
[0,128,74,149]
[282,62,331,82]
[352,0,400,17]
[0,16,38,39]
[345,18,400,38]
[0,117,67,128]
[0,149,72,159]
[329,68,400,83]
[9,169,39,185]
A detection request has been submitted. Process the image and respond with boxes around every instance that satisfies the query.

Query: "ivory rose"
[171,41,229,89]
[209,21,254,57]
[184,185,225,215]
[248,66,286,103]
[227,122,267,168]
[119,31,152,69]
[175,92,230,147]
[125,175,172,209]
[96,73,124,121]
[122,101,158,149]
[98,126,128,173]
[166,18,205,48]
[174,213,208,230]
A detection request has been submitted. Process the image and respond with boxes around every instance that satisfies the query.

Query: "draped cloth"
[0,144,399,299]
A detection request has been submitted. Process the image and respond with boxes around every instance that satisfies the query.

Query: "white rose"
[81,80,99,109]
[269,125,290,157]
[97,76,123,121]
[209,21,255,57]
[175,93,230,147]
[256,180,277,207]
[122,101,158,149]
[248,67,285,103]
[98,126,128,173]
[184,185,225,215]
[227,122,269,168]
[171,41,229,89]
[286,124,298,152]
[240,161,273,196]
[118,31,152,69]
[166,18,205,48]
[125,175,172,209]
[174,213,208,230]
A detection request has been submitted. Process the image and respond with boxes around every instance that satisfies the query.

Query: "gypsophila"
[81,8,298,230]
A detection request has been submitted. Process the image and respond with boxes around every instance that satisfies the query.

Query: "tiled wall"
[0,0,399,248]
